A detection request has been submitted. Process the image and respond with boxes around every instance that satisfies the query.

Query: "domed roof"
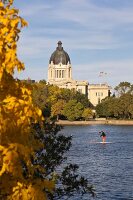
[49,41,71,65]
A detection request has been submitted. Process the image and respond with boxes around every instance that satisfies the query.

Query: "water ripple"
[61,125,133,200]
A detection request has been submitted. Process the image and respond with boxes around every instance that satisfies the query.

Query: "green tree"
[118,93,133,119]
[62,100,84,121]
[96,97,116,118]
[32,82,48,110]
[57,88,73,102]
[129,104,133,118]
[32,83,92,120]
[32,121,95,199]
[56,88,92,108]
[72,91,92,108]
[32,82,51,117]
[39,79,47,84]
[95,100,108,118]
[114,81,132,96]
[96,93,133,119]
[51,99,66,120]
[47,85,62,105]
[74,102,84,119]
[82,108,94,120]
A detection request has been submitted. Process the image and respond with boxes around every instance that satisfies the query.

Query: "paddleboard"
[89,141,112,144]
[100,142,112,144]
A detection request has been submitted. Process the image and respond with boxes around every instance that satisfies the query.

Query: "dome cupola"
[49,41,71,65]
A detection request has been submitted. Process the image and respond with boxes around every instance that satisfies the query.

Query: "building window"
[101,92,103,96]
[51,70,52,78]
[59,70,61,78]
[69,68,71,78]
[63,70,65,78]
[96,92,97,96]
[62,70,64,78]
[78,89,82,93]
[98,98,100,104]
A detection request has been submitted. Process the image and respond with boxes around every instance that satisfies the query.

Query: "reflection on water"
[60,125,133,200]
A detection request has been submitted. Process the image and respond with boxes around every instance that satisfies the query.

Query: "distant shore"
[56,119,133,126]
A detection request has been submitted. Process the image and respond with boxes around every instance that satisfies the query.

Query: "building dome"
[49,41,71,65]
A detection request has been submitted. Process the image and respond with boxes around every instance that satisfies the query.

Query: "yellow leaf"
[11,18,19,27]
[21,18,28,27]
[0,2,4,7]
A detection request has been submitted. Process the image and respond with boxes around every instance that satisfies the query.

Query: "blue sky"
[14,0,133,88]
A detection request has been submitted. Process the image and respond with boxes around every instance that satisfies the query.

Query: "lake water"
[60,125,133,200]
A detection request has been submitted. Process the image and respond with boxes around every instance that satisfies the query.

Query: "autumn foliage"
[0,1,54,199]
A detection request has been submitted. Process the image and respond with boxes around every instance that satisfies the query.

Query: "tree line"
[32,80,133,120]
[96,82,133,119]
[32,80,94,121]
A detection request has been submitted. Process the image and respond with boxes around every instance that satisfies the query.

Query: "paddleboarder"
[99,131,106,143]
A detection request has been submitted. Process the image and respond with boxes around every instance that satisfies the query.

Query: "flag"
[99,72,107,77]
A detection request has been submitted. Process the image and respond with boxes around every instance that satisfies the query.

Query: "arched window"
[98,98,101,104]
[59,70,61,78]
[69,68,71,78]
[62,70,64,78]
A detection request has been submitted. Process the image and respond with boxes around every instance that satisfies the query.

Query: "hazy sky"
[14,0,133,88]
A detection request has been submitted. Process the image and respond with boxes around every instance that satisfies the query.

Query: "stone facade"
[88,84,111,106]
[47,41,111,105]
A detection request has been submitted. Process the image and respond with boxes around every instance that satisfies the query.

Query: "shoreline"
[56,119,133,126]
